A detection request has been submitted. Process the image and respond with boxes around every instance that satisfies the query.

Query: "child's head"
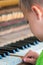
[19,0,43,41]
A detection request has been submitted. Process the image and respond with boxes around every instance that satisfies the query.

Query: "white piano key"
[14,42,43,56]
[0,42,43,65]
[0,56,22,65]
[28,42,43,54]
[0,58,6,65]
[13,46,33,56]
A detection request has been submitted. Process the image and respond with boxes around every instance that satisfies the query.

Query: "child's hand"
[23,50,39,65]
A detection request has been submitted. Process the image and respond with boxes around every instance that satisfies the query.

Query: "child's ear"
[31,5,43,20]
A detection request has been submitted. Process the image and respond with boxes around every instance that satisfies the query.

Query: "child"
[19,0,43,65]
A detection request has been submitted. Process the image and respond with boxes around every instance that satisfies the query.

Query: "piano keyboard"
[0,36,43,65]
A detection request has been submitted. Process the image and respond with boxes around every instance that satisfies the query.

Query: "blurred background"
[0,0,33,46]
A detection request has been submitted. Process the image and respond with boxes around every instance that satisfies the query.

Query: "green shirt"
[36,51,43,65]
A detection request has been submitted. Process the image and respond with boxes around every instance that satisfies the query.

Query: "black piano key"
[9,41,29,47]
[0,47,14,53]
[7,37,38,47]
[4,42,32,50]
[3,36,38,52]
[0,36,39,59]
[5,44,25,50]
[0,50,7,57]
[24,45,29,48]
[0,37,38,53]
[0,46,19,53]
[0,49,10,56]
[24,36,39,43]
[6,36,38,49]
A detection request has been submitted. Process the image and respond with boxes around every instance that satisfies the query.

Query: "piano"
[0,0,43,65]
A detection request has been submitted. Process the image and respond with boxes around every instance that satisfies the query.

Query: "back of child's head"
[19,0,43,11]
